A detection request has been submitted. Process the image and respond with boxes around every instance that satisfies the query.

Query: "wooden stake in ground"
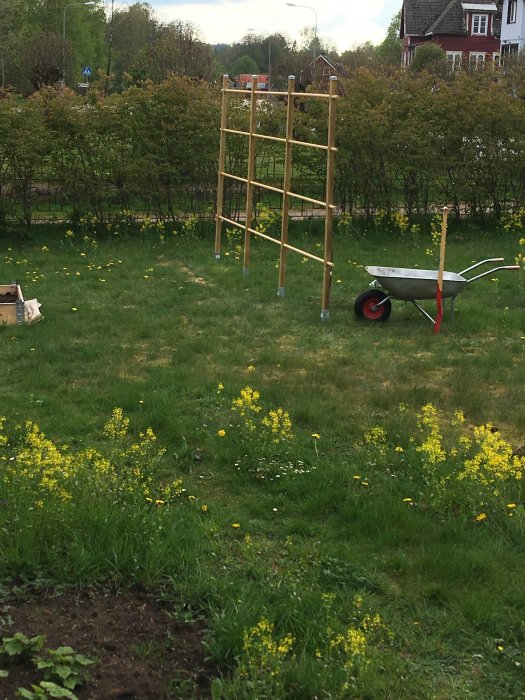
[434,206,449,334]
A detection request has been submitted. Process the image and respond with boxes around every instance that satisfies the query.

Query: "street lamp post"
[286,2,318,64]
[62,1,95,84]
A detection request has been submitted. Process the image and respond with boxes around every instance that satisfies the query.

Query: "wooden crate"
[0,284,25,325]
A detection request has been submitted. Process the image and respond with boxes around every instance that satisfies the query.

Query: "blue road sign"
[82,66,92,77]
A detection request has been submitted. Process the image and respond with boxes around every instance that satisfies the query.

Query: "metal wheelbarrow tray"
[354,258,520,324]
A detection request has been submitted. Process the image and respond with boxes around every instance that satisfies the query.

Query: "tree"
[410,43,447,75]
[340,42,379,71]
[21,30,62,90]
[145,21,213,82]
[231,55,259,76]
[111,2,157,89]
[0,0,26,88]
[376,10,402,67]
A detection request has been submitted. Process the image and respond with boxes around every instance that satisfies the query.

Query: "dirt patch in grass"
[180,265,212,286]
[1,588,216,699]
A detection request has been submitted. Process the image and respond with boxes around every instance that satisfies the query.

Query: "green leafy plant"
[1,633,46,659]
[17,681,78,699]
[35,646,94,690]
[1,633,93,699]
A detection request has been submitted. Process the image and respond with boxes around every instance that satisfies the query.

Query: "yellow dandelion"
[402,497,413,503]
[155,499,165,506]
[201,504,209,512]
[71,307,78,312]
[475,512,488,522]
[507,503,517,509]
[231,522,240,529]
[247,365,255,372]
[217,429,226,437]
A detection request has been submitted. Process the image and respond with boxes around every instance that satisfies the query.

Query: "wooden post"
[278,75,295,297]
[242,75,258,277]
[434,206,449,334]
[321,76,337,320]
[214,74,229,259]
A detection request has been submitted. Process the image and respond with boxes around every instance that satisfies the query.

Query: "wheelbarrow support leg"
[410,300,435,324]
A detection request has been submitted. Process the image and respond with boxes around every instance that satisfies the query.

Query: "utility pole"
[105,0,114,94]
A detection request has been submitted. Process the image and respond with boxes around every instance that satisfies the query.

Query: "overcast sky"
[142,0,402,53]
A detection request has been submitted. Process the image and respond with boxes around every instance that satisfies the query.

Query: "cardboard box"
[0,284,25,325]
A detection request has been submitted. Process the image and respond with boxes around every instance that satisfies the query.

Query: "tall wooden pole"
[214,74,229,259]
[434,206,449,333]
[242,75,258,276]
[321,76,337,320]
[278,75,295,297]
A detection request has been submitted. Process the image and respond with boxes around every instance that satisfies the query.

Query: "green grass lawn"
[1,221,524,698]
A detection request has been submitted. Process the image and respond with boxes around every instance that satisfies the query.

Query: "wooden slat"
[222,128,337,153]
[223,127,249,136]
[218,216,333,267]
[251,180,284,195]
[287,191,336,209]
[222,172,248,183]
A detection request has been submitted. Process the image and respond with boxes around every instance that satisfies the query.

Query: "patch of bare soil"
[1,588,216,699]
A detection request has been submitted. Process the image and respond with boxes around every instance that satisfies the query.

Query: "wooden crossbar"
[219,215,334,267]
[221,173,336,208]
[223,127,336,152]
[224,87,336,100]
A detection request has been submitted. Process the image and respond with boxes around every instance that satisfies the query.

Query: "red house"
[401,0,503,70]
[235,74,270,90]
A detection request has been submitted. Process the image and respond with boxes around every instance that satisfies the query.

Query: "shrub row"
[2,68,525,227]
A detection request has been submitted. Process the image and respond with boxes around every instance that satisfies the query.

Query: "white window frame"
[492,52,501,67]
[472,13,488,34]
[507,0,517,23]
[446,51,463,72]
[469,51,486,69]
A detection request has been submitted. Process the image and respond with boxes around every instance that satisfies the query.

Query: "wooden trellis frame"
[214,73,338,320]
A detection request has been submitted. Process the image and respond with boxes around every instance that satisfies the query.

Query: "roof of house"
[402,0,501,37]
[300,54,339,72]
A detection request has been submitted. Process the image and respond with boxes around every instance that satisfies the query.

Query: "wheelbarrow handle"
[465,265,520,284]
[458,258,504,275]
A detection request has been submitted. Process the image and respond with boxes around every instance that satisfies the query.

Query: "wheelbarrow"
[354,258,520,324]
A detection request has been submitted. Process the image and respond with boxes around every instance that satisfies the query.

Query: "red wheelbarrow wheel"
[354,290,392,322]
